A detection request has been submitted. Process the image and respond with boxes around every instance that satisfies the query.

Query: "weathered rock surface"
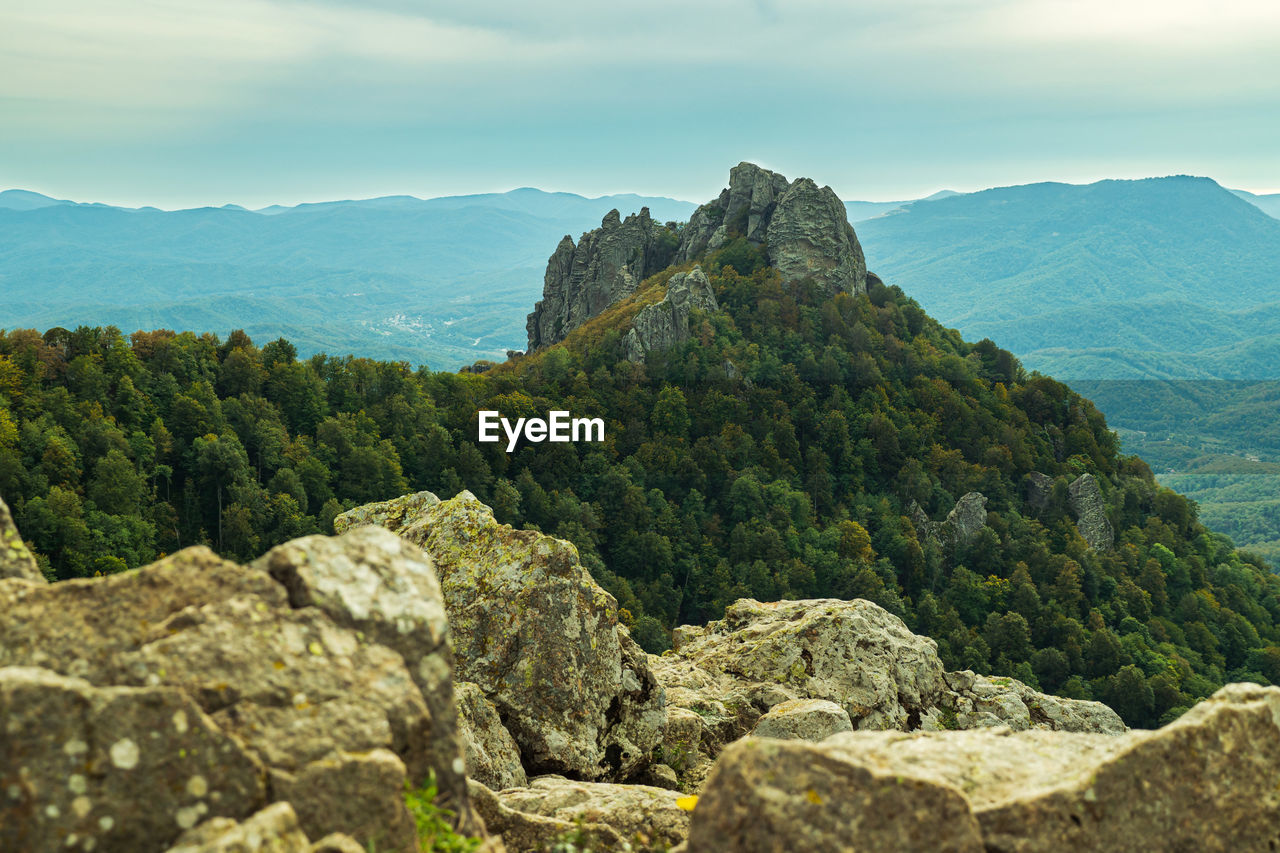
[692,683,1280,852]
[1,666,266,853]
[389,491,665,780]
[911,491,989,549]
[925,670,1124,734]
[651,596,1123,790]
[1069,473,1115,551]
[623,266,718,362]
[331,490,439,535]
[470,780,623,853]
[677,162,867,297]
[0,531,483,849]
[667,598,946,732]
[751,698,853,741]
[495,776,691,851]
[1,495,45,583]
[456,681,528,790]
[268,749,417,853]
[164,803,311,853]
[253,526,469,825]
[687,736,984,853]
[526,207,679,350]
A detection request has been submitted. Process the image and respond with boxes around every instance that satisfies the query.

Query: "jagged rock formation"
[525,207,678,350]
[1,495,43,583]
[687,683,1280,852]
[0,533,481,852]
[337,490,666,781]
[1069,473,1115,550]
[677,161,868,297]
[910,491,989,549]
[622,266,718,362]
[649,596,1122,790]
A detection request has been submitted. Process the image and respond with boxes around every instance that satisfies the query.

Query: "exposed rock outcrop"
[526,207,678,351]
[677,162,867,297]
[622,266,718,362]
[688,683,1280,852]
[164,802,312,853]
[650,596,1122,789]
[350,490,666,781]
[1024,471,1053,512]
[911,491,989,550]
[0,534,481,851]
[1,495,43,583]
[1068,473,1115,551]
[332,490,439,535]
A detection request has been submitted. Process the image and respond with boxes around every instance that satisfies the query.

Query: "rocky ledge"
[2,489,1276,852]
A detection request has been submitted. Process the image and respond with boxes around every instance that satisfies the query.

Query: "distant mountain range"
[853,176,1280,380]
[0,189,695,369]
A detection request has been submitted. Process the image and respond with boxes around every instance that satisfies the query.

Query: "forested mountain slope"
[3,165,1279,730]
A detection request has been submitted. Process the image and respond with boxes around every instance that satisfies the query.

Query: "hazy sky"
[2,0,1278,208]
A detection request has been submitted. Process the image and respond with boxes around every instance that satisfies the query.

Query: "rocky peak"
[525,206,678,351]
[678,161,868,297]
[622,265,718,362]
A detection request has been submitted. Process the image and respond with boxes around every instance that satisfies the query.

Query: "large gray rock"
[526,207,679,350]
[0,539,483,848]
[751,698,853,741]
[0,495,43,583]
[623,266,718,362]
[687,736,984,853]
[1069,473,1115,551]
[331,490,439,535]
[678,162,867,297]
[495,776,691,851]
[925,671,1125,735]
[667,598,947,732]
[651,596,1124,790]
[691,683,1280,852]
[1,666,266,853]
[390,491,665,781]
[469,780,622,853]
[253,526,472,828]
[1024,471,1054,513]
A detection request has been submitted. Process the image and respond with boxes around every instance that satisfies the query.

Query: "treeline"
[3,239,1280,728]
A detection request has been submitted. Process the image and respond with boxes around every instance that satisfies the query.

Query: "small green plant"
[402,773,483,853]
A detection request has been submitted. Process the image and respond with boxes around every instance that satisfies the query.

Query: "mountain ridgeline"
[3,163,1280,731]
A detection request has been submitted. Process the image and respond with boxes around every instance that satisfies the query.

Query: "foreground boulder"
[688,683,1280,852]
[651,596,1123,788]
[343,490,666,781]
[1,667,265,853]
[0,531,482,851]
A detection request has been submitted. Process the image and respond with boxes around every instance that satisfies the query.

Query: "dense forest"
[3,237,1280,729]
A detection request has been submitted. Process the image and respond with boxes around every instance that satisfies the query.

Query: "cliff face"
[525,162,869,352]
[677,161,867,297]
[525,207,678,351]
[622,266,718,362]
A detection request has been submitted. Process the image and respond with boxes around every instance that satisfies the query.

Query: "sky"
[2,0,1278,209]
